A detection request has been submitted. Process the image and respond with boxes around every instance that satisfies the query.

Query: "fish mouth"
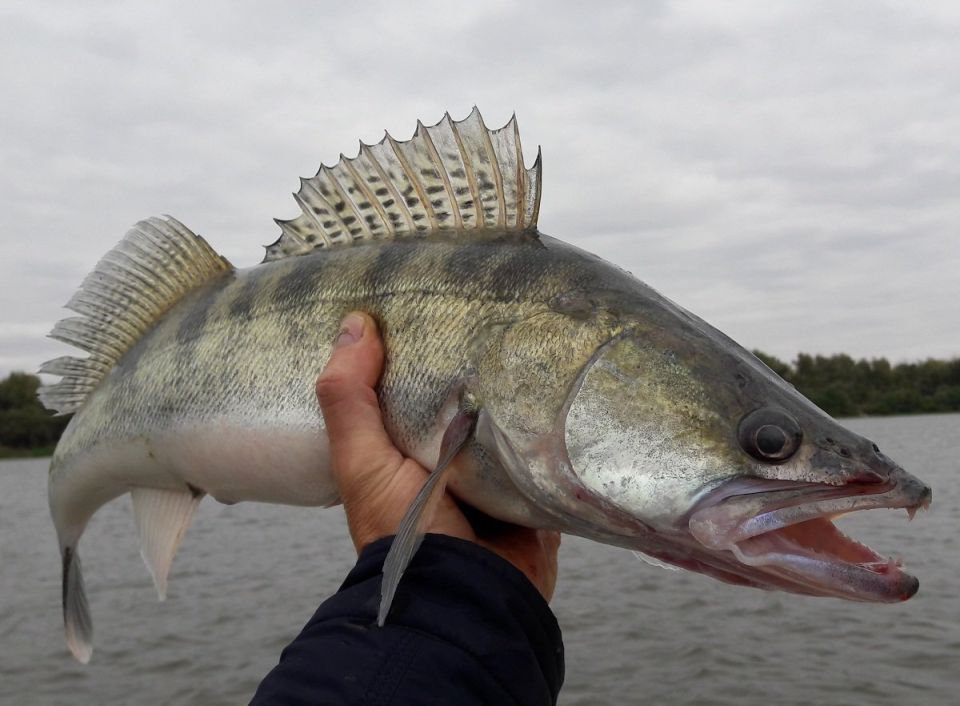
[687,474,932,602]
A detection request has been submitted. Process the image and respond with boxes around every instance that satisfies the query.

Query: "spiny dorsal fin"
[264,107,542,262]
[39,217,232,414]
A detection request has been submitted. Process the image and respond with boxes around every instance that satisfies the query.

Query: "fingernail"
[334,313,365,349]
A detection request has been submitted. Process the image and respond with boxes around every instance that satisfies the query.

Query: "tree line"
[2,352,959,457]
[0,373,70,458]
[753,352,960,417]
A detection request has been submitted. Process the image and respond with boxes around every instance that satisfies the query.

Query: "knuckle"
[315,370,361,407]
[314,373,343,404]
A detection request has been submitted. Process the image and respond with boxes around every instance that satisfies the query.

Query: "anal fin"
[378,401,479,626]
[131,487,204,600]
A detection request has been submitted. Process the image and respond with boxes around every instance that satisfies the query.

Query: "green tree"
[750,352,960,418]
[0,372,71,455]
[0,372,41,410]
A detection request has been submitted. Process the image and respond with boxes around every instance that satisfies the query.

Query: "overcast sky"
[1,0,958,377]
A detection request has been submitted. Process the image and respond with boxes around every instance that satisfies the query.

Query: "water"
[1,414,957,705]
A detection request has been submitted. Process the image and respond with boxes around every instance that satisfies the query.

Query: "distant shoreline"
[0,445,56,460]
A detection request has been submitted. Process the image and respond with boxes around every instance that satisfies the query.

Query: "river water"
[1,414,957,705]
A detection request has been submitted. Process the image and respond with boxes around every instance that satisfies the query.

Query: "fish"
[40,108,932,663]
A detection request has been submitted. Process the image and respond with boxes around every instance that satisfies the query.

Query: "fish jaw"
[685,470,932,602]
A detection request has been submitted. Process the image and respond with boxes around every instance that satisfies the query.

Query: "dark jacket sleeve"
[249,534,564,705]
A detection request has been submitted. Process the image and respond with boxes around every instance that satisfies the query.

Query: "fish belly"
[152,418,337,506]
[48,416,338,537]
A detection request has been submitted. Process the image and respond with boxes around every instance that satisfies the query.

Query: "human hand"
[316,312,561,601]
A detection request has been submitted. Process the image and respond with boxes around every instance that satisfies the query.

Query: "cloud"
[1,0,958,378]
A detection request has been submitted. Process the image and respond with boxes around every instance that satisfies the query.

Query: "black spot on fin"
[264,108,542,262]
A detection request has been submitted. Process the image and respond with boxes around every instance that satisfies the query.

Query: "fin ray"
[131,487,204,600]
[378,403,479,626]
[264,108,542,262]
[39,217,232,414]
[417,118,463,229]
[63,546,93,663]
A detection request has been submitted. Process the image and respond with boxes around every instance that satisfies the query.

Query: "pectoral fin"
[633,550,680,571]
[131,487,204,600]
[377,401,479,626]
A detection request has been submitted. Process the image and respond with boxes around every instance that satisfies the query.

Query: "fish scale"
[42,109,930,665]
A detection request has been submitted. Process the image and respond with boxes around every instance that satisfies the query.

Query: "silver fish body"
[43,110,931,663]
[51,232,620,532]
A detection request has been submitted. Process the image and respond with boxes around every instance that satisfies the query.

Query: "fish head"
[556,307,932,603]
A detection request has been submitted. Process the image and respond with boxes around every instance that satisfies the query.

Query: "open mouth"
[687,474,932,602]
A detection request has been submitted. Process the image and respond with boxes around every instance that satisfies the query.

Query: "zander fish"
[41,109,932,663]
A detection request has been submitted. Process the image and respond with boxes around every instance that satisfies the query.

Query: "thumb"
[316,312,403,497]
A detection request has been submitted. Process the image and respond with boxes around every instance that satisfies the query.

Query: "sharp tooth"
[906,506,918,521]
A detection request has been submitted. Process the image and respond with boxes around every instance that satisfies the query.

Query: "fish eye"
[738,408,802,463]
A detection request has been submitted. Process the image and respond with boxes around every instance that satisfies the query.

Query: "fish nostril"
[839,447,851,458]
[872,442,881,453]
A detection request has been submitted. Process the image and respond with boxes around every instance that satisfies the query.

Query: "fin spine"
[387,131,437,231]
[360,142,416,233]
[323,164,374,241]
[274,218,313,253]
[479,116,506,229]
[512,116,525,228]
[341,153,391,237]
[264,109,541,262]
[418,120,463,230]
[528,148,543,229]
[447,113,482,228]
[293,181,336,246]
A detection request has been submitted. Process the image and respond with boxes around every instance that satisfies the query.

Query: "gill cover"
[564,332,735,525]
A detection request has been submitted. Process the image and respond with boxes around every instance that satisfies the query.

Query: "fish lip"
[686,475,932,602]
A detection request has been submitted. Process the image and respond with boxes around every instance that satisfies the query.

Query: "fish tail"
[61,542,92,663]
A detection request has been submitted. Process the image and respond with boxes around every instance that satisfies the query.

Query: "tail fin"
[62,545,93,663]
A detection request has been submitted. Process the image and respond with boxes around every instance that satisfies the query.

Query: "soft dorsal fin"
[264,107,542,262]
[39,217,232,414]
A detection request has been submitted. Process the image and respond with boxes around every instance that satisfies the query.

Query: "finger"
[316,312,404,495]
